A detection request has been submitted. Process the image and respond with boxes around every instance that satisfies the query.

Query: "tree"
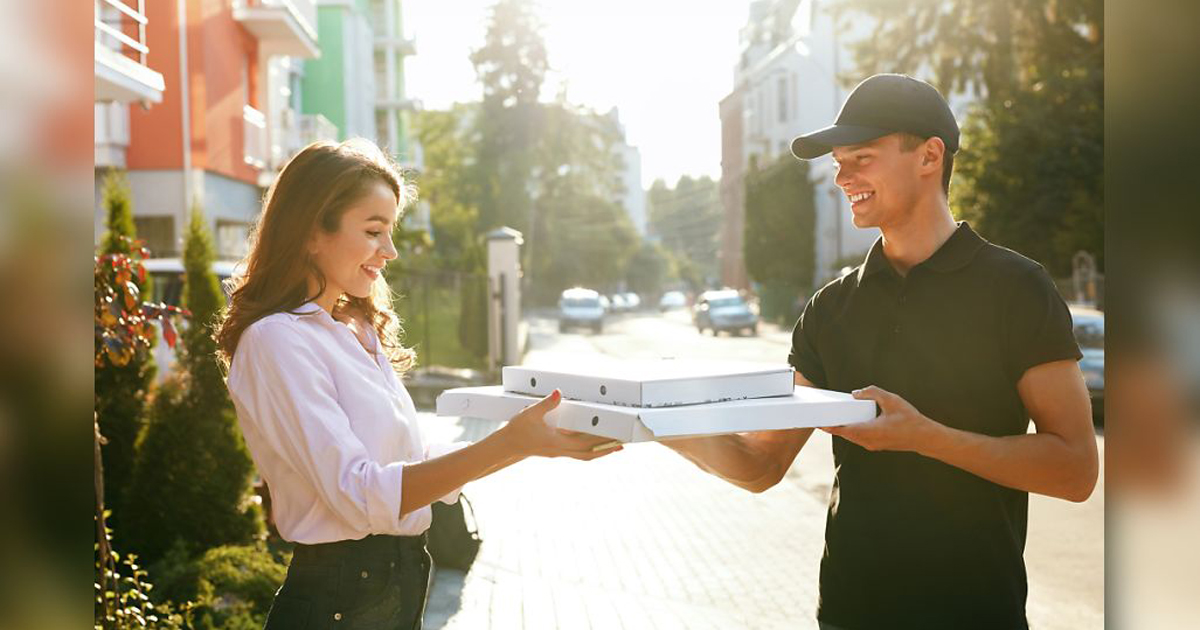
[95,169,156,528]
[125,207,262,564]
[470,0,548,234]
[647,176,722,288]
[744,156,817,323]
[837,0,1103,274]
[626,240,672,300]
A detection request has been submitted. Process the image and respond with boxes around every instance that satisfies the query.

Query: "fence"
[391,269,490,370]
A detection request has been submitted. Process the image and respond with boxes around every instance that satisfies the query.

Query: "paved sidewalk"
[418,412,1103,629]
[420,414,832,630]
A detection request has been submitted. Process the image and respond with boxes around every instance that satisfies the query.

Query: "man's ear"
[921,136,946,172]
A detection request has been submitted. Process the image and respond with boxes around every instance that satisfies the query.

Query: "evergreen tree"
[743,156,817,323]
[125,206,262,564]
[95,169,156,526]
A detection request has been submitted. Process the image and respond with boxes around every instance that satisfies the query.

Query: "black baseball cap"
[790,73,960,160]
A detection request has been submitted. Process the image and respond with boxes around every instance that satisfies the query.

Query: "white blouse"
[226,302,466,544]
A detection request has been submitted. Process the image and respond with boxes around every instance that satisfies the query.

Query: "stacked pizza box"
[436,359,876,443]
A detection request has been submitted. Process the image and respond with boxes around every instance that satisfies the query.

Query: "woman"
[215,139,619,630]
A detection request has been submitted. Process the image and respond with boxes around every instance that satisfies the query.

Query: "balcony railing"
[233,0,319,58]
[94,0,164,102]
[272,110,339,170]
[243,105,268,170]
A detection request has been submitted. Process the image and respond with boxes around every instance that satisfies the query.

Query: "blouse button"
[333,612,343,621]
[361,570,369,579]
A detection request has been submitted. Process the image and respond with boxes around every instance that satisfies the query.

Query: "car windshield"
[708,297,745,309]
[1072,316,1104,349]
[563,297,600,308]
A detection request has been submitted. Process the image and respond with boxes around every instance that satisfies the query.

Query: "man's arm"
[661,372,816,493]
[826,359,1099,502]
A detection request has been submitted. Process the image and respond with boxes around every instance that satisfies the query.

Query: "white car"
[658,291,687,312]
[142,258,246,381]
[559,288,606,333]
[622,292,641,310]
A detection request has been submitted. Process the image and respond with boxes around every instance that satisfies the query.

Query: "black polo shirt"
[789,222,1081,630]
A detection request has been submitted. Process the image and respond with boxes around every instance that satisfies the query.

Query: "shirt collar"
[283,301,330,321]
[857,221,985,284]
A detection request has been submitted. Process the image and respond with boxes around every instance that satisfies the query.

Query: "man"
[666,74,1098,629]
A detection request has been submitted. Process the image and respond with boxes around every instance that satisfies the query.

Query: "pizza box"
[436,385,876,443]
[501,360,795,408]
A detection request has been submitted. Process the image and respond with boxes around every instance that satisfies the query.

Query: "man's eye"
[367,231,382,238]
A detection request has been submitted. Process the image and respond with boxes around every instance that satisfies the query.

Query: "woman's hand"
[499,390,624,460]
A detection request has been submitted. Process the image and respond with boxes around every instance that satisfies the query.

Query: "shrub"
[125,207,263,563]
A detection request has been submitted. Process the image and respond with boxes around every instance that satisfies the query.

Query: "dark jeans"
[264,534,432,630]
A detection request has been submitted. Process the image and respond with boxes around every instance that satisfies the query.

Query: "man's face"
[832,134,924,229]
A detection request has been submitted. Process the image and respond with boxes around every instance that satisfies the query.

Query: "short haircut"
[898,133,953,195]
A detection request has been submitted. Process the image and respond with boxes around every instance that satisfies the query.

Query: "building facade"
[720,0,877,291]
[95,0,322,261]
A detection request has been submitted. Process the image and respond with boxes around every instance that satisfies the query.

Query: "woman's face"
[309,181,399,305]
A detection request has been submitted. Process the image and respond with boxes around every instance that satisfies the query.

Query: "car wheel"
[558,322,567,333]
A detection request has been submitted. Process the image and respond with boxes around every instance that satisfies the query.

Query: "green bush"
[124,207,263,563]
[151,543,287,630]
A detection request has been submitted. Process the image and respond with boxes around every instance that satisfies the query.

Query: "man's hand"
[822,385,940,453]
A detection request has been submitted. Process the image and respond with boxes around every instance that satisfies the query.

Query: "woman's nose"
[381,238,398,260]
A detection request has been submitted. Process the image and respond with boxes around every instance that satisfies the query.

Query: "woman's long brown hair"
[215,139,417,374]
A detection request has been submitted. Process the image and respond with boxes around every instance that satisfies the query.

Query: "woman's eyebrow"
[364,214,393,225]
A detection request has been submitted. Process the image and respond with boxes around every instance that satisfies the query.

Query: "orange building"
[95,0,319,260]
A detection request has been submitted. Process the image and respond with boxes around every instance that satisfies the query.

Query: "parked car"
[658,290,687,312]
[142,258,245,381]
[1070,306,1104,427]
[693,289,758,336]
[609,293,629,313]
[559,288,605,333]
[622,292,641,311]
[598,294,611,313]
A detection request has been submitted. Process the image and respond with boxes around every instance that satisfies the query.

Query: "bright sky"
[404,0,750,188]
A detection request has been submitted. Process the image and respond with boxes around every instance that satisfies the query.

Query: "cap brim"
[790,124,891,160]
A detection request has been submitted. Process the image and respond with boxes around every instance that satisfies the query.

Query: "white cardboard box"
[437,385,876,442]
[501,360,795,408]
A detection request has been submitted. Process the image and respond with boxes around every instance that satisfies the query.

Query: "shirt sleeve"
[229,321,407,535]
[1002,265,1083,383]
[424,441,472,504]
[788,293,829,388]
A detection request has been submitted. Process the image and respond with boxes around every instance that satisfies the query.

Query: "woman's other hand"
[500,390,624,460]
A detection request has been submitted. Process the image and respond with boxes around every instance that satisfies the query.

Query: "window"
[216,220,250,260]
[133,216,176,258]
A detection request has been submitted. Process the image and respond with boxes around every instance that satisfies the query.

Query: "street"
[419,309,1104,629]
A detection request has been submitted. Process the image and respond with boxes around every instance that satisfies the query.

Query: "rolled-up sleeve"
[230,321,406,534]
[424,441,471,504]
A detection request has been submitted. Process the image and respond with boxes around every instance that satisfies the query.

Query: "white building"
[724,0,975,289]
[607,108,647,238]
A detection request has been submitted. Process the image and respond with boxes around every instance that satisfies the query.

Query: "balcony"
[375,35,416,57]
[273,110,339,169]
[95,102,130,168]
[94,0,165,103]
[243,105,268,170]
[232,0,320,58]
